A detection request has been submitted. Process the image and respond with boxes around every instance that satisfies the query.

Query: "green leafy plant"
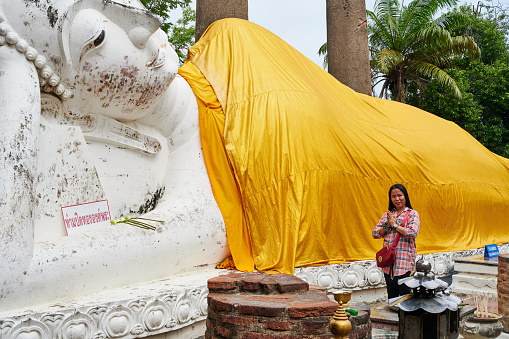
[367,0,480,102]
[140,0,195,64]
[406,2,509,157]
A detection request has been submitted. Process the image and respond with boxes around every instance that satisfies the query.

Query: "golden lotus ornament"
[329,290,352,339]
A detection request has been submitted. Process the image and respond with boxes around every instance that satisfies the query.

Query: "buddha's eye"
[93,30,105,46]
[80,29,106,62]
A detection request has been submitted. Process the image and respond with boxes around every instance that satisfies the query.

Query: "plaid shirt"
[372,207,420,276]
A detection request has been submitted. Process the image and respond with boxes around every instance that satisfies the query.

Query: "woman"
[372,184,420,299]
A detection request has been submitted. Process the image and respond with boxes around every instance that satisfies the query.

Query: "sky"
[248,0,377,68]
[174,0,376,69]
[173,0,471,69]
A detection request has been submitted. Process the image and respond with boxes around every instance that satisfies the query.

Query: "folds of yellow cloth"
[179,18,509,274]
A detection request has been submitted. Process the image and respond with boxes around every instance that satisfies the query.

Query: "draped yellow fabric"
[178,61,254,272]
[178,18,509,274]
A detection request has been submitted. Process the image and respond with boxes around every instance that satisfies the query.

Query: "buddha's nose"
[128,25,159,49]
[123,8,162,48]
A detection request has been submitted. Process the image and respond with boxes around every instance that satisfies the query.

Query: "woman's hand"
[387,211,396,228]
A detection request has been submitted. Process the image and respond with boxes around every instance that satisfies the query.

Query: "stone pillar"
[195,0,248,41]
[326,0,371,95]
[499,254,509,332]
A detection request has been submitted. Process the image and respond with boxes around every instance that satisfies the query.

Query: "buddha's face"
[66,8,179,120]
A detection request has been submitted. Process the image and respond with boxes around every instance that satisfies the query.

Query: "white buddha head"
[1,0,180,120]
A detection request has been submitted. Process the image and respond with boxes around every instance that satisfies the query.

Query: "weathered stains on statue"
[46,6,58,28]
[143,130,162,153]
[9,113,37,212]
[49,55,62,70]
[130,186,165,215]
[79,64,167,112]
[137,78,165,106]
[0,44,40,292]
[34,124,105,240]
[120,64,139,78]
[19,0,56,29]
[82,61,93,73]
[18,113,32,140]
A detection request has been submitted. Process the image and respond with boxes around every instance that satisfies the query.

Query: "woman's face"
[391,188,406,211]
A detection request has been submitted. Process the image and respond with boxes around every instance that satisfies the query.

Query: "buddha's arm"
[0,44,41,276]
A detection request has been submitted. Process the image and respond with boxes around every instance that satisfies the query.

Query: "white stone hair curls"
[0,17,72,100]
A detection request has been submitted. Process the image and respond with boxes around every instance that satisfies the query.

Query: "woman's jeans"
[384,271,411,299]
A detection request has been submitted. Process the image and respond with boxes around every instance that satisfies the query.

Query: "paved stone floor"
[371,328,509,338]
[369,294,509,339]
[372,328,398,338]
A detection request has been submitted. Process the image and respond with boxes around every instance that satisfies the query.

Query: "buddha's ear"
[41,93,64,120]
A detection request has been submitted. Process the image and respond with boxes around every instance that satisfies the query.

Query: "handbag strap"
[391,210,411,248]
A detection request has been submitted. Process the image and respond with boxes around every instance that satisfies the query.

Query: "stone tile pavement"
[369,294,509,339]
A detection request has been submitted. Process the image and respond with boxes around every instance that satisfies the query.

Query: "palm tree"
[368,0,480,102]
[318,42,328,70]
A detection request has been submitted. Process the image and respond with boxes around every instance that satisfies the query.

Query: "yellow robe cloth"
[178,18,509,274]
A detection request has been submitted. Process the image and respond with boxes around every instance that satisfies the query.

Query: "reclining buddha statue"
[0,0,228,315]
[2,0,509,337]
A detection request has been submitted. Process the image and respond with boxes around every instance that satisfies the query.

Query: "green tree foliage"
[140,0,195,64]
[407,2,509,157]
[318,42,328,69]
[167,6,196,63]
[447,2,509,65]
[367,0,480,102]
[408,64,509,156]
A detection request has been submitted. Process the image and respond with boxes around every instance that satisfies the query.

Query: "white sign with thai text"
[61,200,111,236]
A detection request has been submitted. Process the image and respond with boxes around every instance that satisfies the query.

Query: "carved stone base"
[295,245,509,303]
[0,268,227,339]
[2,246,506,338]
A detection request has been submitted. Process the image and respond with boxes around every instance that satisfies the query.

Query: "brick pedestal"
[499,254,509,332]
[206,272,371,339]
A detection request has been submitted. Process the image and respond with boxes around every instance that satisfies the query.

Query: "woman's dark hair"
[388,184,412,210]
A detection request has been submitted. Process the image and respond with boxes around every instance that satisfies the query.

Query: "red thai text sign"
[61,200,111,236]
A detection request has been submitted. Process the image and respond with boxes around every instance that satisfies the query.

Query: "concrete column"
[326,0,371,95]
[195,0,248,41]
